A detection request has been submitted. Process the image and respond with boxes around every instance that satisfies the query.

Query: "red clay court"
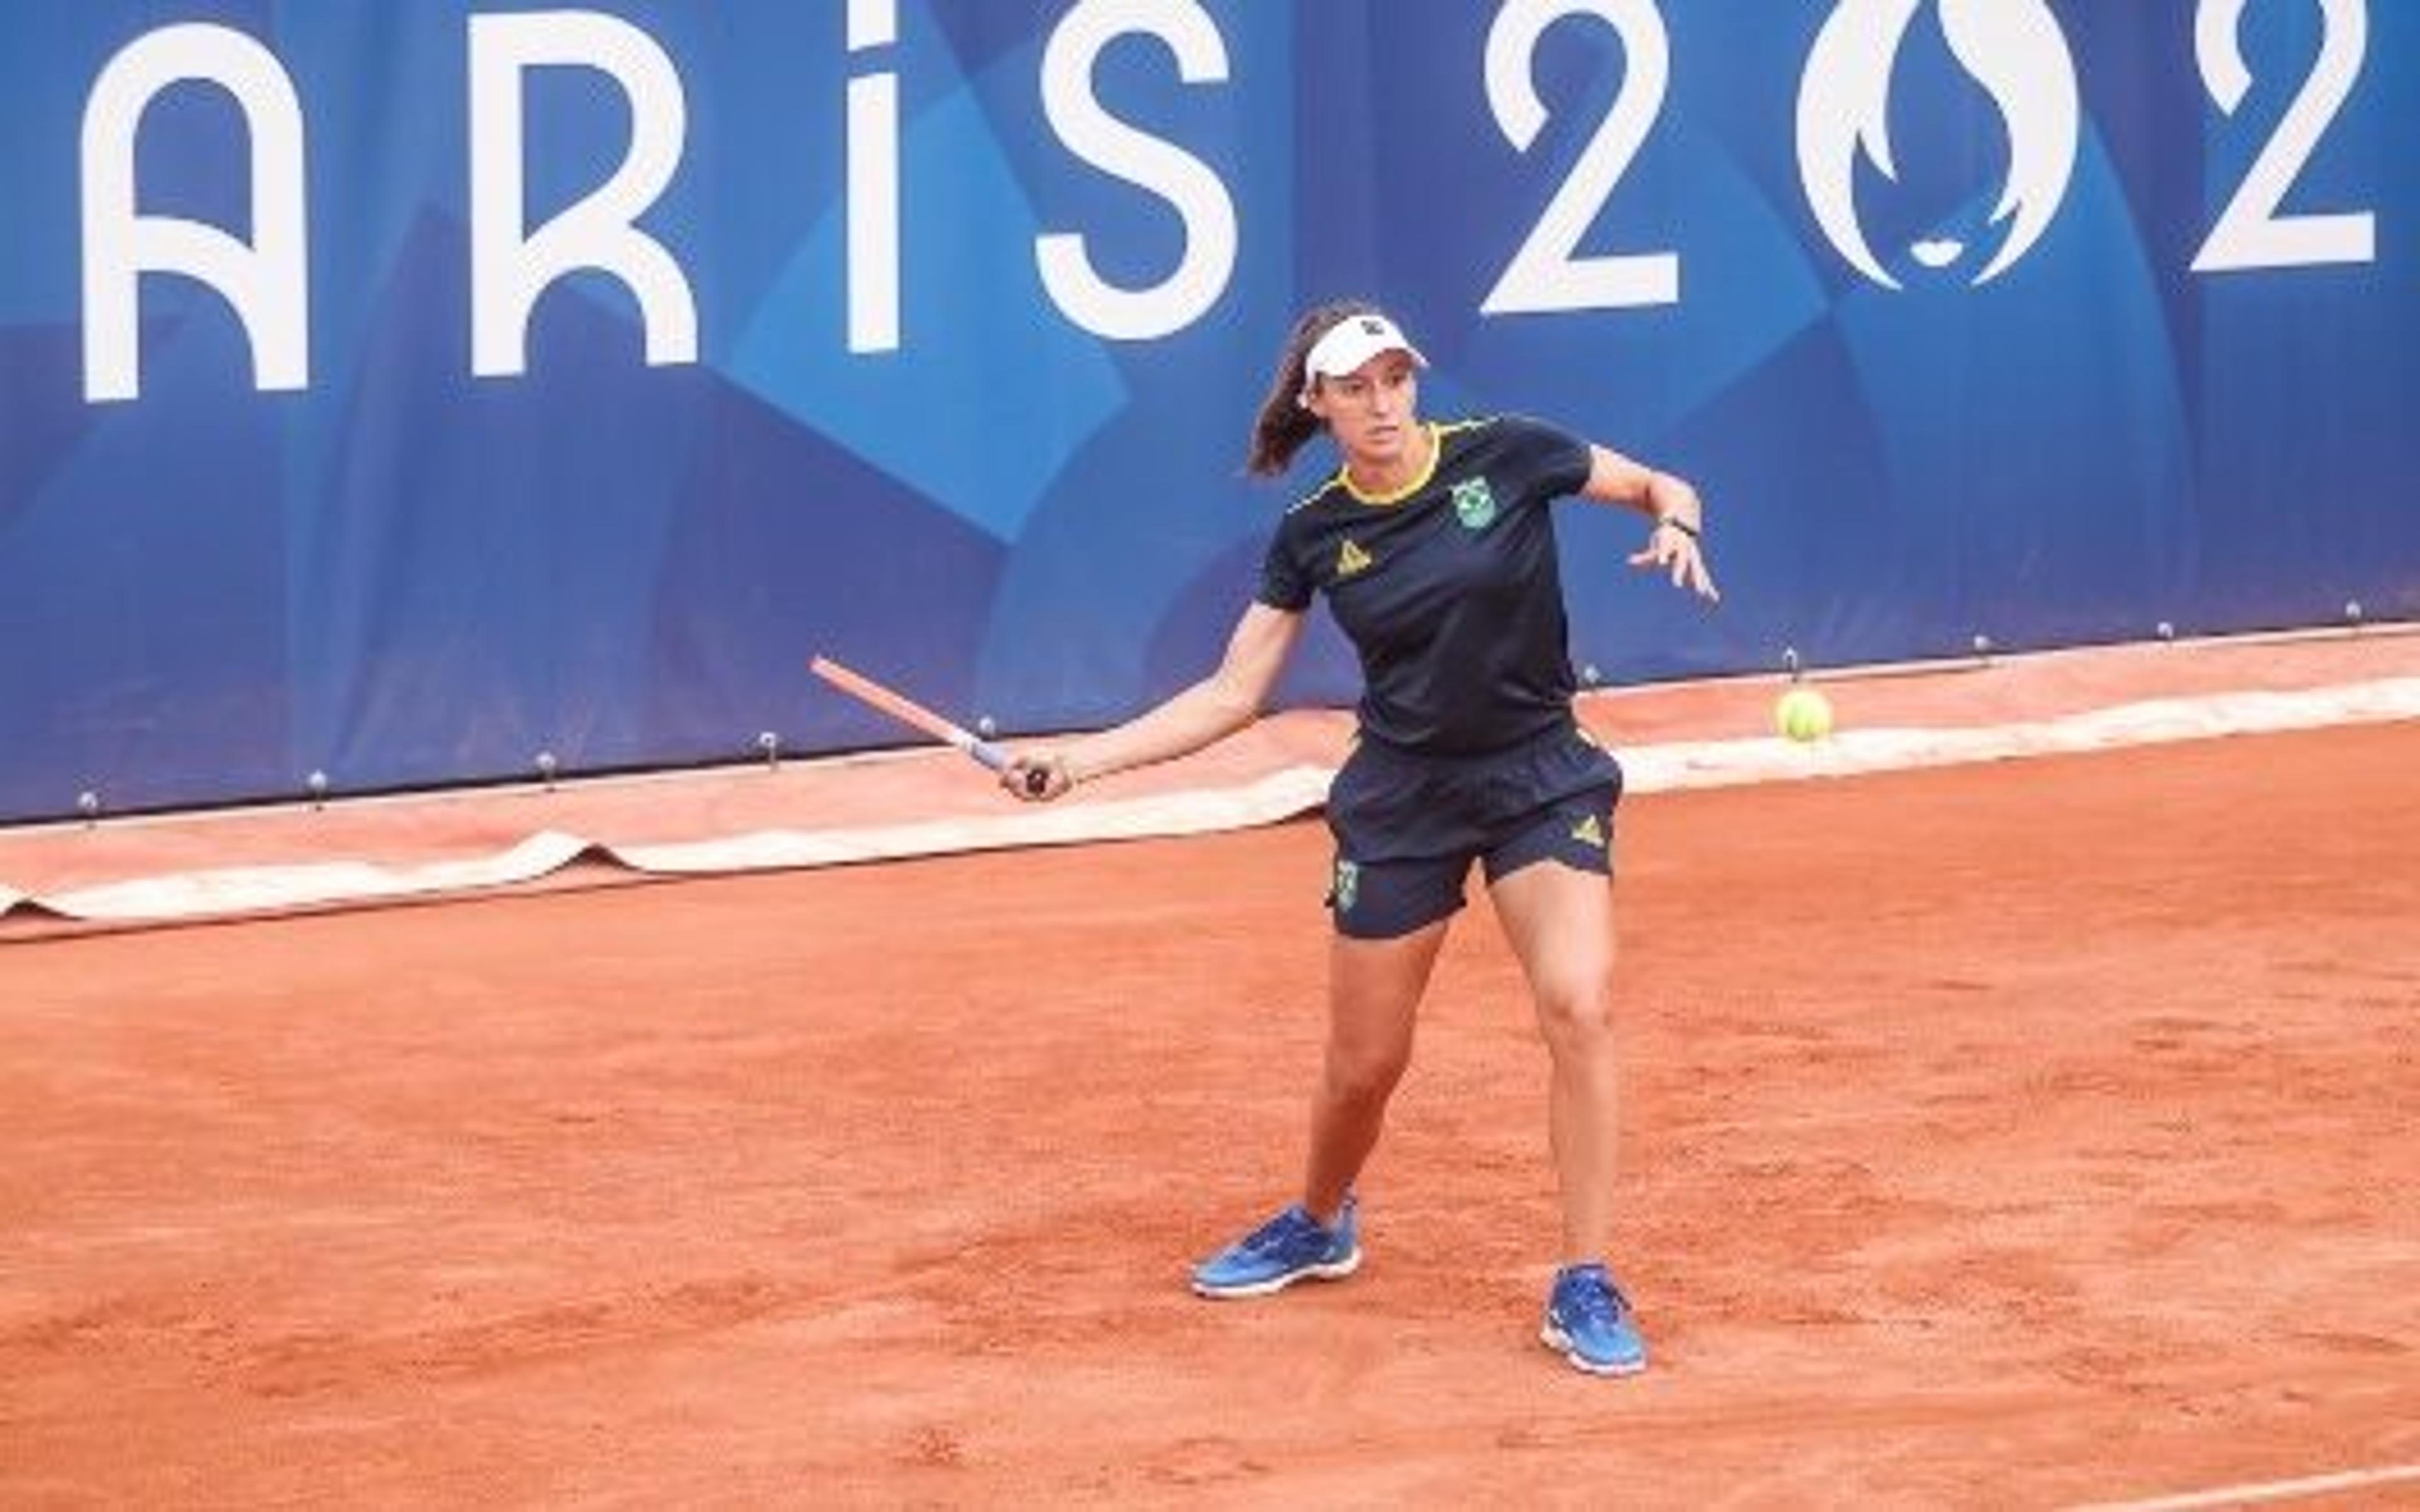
[3,634,2417,1506]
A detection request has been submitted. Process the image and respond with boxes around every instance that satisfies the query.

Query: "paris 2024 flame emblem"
[1796,0,2080,288]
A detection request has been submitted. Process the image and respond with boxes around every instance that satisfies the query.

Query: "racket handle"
[973,742,1056,799]
[972,741,1054,796]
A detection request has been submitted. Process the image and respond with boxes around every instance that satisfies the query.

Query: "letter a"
[81,24,309,403]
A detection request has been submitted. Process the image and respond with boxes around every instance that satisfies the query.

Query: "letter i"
[847,0,899,353]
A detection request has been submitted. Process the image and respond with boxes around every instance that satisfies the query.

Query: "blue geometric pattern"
[2,2,2416,820]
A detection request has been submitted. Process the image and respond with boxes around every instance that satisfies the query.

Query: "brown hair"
[1242,298,1383,478]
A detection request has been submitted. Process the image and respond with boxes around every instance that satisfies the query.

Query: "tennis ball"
[1775,685,1833,742]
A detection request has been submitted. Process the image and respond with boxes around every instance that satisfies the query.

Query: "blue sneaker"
[1190,1196,1361,1298]
[1540,1263,1647,1376]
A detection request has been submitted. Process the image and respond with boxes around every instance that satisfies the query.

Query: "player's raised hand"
[1628,519,1719,603]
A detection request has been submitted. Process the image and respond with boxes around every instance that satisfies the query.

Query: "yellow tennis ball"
[1775,685,1834,742]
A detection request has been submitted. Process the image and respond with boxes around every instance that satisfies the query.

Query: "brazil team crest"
[1451,477,1497,530]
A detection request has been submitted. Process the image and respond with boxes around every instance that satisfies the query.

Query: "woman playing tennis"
[1002,301,1718,1377]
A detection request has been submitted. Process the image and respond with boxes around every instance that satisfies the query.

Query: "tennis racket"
[808,656,1050,794]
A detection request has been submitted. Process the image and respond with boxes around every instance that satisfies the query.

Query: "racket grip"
[973,742,1053,796]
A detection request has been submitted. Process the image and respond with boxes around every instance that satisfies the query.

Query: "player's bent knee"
[1532,978,1617,1044]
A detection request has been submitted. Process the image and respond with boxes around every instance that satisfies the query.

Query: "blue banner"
[3,1,2414,820]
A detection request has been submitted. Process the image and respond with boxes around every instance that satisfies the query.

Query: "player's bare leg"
[1301,920,1448,1222]
[1488,861,1622,1261]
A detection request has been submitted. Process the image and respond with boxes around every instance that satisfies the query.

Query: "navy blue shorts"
[1323,721,1624,940]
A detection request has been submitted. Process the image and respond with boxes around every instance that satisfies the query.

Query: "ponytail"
[1243,299,1381,478]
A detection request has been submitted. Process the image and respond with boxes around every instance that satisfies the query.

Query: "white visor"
[1301,313,1427,391]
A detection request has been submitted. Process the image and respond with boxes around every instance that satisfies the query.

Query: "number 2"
[1480,0,1678,315]
[2192,0,2375,273]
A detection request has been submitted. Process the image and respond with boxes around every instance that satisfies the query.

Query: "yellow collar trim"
[1337,422,1441,507]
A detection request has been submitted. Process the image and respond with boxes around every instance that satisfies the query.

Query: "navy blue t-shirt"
[1259,415,1593,753]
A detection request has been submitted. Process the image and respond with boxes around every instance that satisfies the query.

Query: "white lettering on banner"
[80,23,309,403]
[1481,0,1680,314]
[2192,0,2375,274]
[55,5,2404,405]
[1034,0,1237,341]
[468,9,698,379]
[847,0,901,353]
[1795,0,2078,290]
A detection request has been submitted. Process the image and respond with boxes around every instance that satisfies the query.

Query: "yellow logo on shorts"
[1569,814,1606,849]
[1332,858,1361,912]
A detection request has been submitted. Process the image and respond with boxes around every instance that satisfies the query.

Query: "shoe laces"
[1248,1201,1353,1256]
[1560,1268,1628,1326]
[1243,1207,1319,1254]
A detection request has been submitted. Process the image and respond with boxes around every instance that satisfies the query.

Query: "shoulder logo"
[1336,538,1374,578]
[1569,813,1606,849]
[1451,477,1497,530]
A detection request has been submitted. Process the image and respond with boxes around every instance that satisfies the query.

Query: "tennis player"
[1001,301,1718,1377]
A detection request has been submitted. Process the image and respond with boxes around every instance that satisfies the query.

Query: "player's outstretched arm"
[1002,602,1305,801]
[1582,443,1719,604]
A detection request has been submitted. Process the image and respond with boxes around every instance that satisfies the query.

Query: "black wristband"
[1654,514,1700,541]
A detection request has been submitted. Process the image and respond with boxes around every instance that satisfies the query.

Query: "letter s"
[1035,0,1236,341]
